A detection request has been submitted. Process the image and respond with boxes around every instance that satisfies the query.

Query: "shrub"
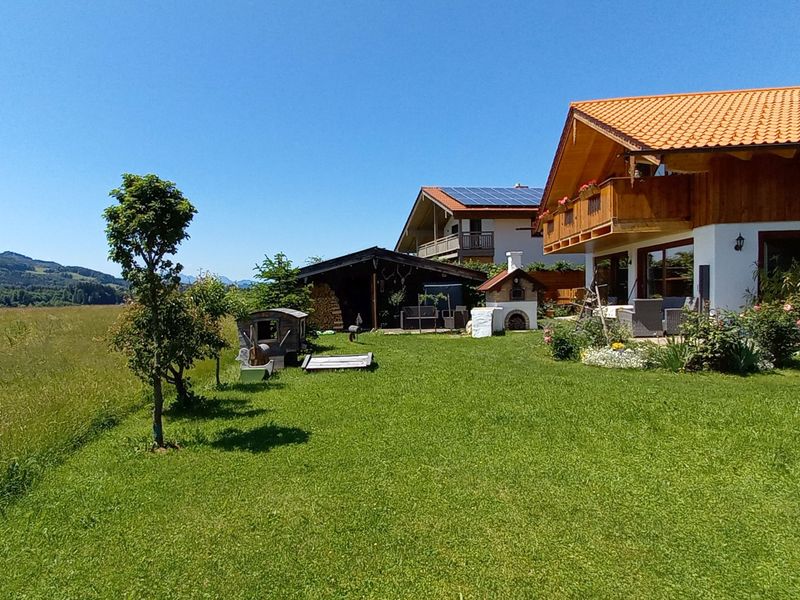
[543,323,583,361]
[645,339,694,372]
[578,315,630,348]
[727,337,769,374]
[553,304,573,318]
[524,261,584,273]
[680,310,744,372]
[581,347,646,369]
[739,302,800,367]
[750,259,800,304]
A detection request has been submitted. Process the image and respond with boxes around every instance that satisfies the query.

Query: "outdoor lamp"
[734,233,745,252]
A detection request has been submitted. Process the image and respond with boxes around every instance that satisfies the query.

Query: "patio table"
[593,304,633,319]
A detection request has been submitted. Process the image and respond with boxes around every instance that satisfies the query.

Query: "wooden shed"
[297,247,486,330]
[236,308,308,364]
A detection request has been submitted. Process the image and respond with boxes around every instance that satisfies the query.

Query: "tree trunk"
[152,376,164,447]
[174,367,188,404]
[215,356,221,387]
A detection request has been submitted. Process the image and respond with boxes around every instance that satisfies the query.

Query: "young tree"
[112,289,227,410]
[186,274,230,387]
[250,252,311,312]
[104,174,196,447]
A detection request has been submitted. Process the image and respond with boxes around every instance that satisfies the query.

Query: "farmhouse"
[538,86,800,311]
[395,185,583,266]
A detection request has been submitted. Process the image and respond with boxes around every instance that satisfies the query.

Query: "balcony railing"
[418,233,460,258]
[542,176,693,254]
[417,231,495,259]
[461,231,494,251]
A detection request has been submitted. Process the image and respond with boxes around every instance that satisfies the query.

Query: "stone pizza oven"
[476,251,540,332]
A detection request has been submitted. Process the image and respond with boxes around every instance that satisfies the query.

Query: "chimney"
[514,183,528,189]
[506,251,523,272]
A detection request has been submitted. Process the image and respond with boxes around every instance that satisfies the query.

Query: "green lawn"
[0,306,142,503]
[1,322,800,598]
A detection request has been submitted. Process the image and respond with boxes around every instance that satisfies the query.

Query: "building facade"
[395,186,583,267]
[537,86,800,311]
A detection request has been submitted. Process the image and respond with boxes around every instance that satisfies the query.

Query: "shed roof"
[298,247,486,282]
[246,308,308,319]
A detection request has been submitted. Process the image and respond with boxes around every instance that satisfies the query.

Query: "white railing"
[418,233,460,258]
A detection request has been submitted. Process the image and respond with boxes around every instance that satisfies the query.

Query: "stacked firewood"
[309,283,343,330]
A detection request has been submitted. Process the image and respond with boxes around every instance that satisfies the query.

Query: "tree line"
[0,281,125,307]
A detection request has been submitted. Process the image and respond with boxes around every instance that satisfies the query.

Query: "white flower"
[581,347,646,369]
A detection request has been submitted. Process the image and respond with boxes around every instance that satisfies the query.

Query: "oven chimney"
[506,251,523,273]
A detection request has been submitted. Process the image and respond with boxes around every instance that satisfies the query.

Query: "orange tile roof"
[571,86,800,151]
[422,187,465,212]
[477,268,542,292]
[476,268,509,292]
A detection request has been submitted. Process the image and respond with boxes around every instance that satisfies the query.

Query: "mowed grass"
[1,328,800,598]
[0,306,142,503]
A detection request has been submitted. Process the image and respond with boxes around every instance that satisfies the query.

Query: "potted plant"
[578,179,600,200]
[388,288,406,327]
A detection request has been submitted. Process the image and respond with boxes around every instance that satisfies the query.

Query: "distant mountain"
[0,251,128,307]
[179,273,254,288]
[0,251,256,308]
[0,251,128,288]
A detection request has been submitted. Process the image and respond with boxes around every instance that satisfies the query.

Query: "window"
[451,223,459,235]
[546,221,554,235]
[760,231,800,275]
[638,240,693,299]
[594,252,629,304]
[469,219,482,233]
[564,210,574,226]
[587,195,601,215]
[256,319,279,341]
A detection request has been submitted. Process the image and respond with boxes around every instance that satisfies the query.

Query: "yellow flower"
[611,342,625,350]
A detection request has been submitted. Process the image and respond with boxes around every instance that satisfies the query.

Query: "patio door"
[594,252,629,304]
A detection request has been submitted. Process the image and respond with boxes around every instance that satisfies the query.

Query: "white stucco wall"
[583,221,800,312]
[698,221,800,310]
[491,218,584,266]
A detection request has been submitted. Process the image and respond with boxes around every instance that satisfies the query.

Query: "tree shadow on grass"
[211,423,310,453]
[215,381,287,394]
[166,397,273,421]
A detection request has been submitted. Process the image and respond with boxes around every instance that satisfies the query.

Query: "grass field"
[1,310,800,597]
[0,306,142,504]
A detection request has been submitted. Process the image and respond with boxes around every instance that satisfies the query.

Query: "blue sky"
[0,1,797,279]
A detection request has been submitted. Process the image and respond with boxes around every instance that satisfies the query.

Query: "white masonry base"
[486,300,538,331]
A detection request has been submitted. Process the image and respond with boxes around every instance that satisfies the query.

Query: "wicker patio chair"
[617,299,664,337]
[662,297,700,336]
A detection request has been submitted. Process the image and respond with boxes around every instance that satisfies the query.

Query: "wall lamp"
[734,233,745,252]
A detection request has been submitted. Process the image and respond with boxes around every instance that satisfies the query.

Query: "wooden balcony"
[542,176,693,254]
[418,231,494,259]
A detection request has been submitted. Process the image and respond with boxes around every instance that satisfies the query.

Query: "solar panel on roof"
[440,187,543,207]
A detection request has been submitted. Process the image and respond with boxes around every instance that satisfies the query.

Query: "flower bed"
[542,299,800,374]
[581,346,647,369]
